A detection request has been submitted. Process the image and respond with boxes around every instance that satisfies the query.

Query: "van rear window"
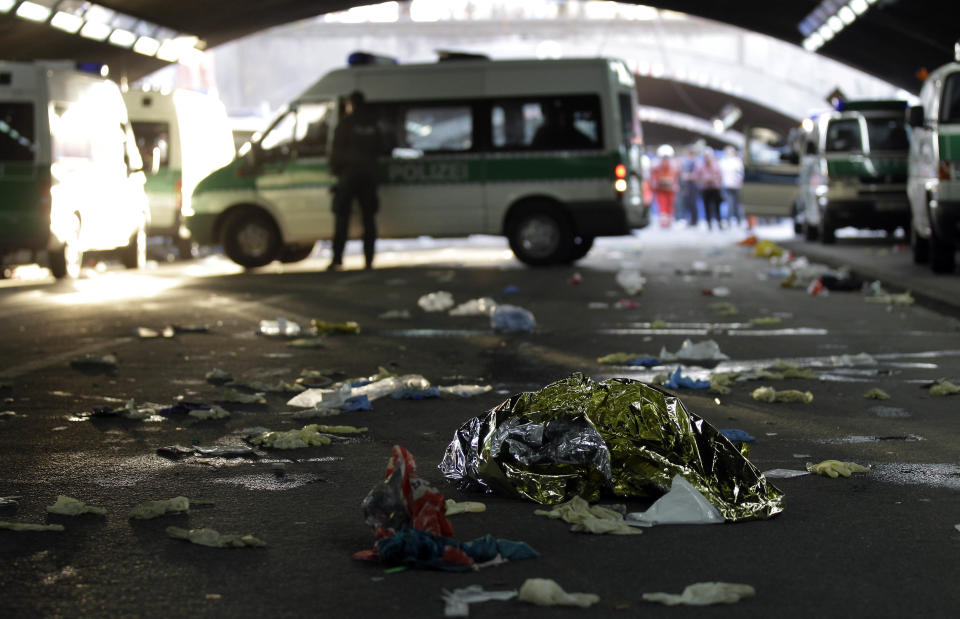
[0,102,36,163]
[131,120,171,174]
[942,73,960,124]
[866,117,908,151]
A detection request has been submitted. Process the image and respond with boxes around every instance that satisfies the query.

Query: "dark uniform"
[328,92,383,270]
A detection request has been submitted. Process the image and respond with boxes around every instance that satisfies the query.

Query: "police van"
[123,88,235,255]
[0,61,148,278]
[906,44,960,273]
[187,54,648,267]
[796,100,911,244]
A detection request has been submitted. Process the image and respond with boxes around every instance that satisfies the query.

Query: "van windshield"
[865,117,908,151]
[131,121,170,174]
[942,73,960,124]
[0,102,36,162]
[825,119,862,152]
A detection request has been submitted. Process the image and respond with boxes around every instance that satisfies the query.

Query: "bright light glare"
[802,118,815,132]
[0,0,15,13]
[16,1,52,22]
[712,118,725,132]
[850,0,868,14]
[827,15,844,32]
[50,11,83,33]
[838,6,856,24]
[410,0,444,22]
[818,23,835,41]
[50,273,183,305]
[326,1,398,23]
[109,28,136,48]
[80,21,111,41]
[133,36,160,56]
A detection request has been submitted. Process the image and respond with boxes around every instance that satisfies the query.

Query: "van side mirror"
[907,105,925,128]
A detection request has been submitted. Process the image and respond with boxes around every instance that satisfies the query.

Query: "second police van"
[906,43,960,273]
[187,54,649,267]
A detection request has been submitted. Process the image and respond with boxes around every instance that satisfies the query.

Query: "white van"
[906,47,960,273]
[187,55,648,267]
[123,88,235,254]
[0,61,148,278]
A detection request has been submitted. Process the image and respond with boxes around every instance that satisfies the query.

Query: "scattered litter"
[419,291,455,312]
[205,369,233,384]
[391,386,441,400]
[226,379,304,394]
[85,399,159,420]
[441,374,784,521]
[615,269,645,295]
[569,272,582,285]
[720,429,756,443]
[449,297,498,316]
[659,339,729,362]
[354,445,538,571]
[663,366,710,390]
[615,298,638,309]
[189,405,231,420]
[0,411,15,418]
[929,380,960,396]
[737,235,758,246]
[701,287,730,297]
[806,278,828,296]
[0,521,64,532]
[158,445,256,459]
[806,460,870,478]
[750,316,782,325]
[286,338,326,348]
[751,386,813,403]
[830,353,877,366]
[70,354,117,371]
[490,305,536,333]
[129,496,190,520]
[379,309,412,320]
[442,585,516,617]
[444,499,486,516]
[436,384,493,398]
[46,496,107,516]
[650,319,668,329]
[863,283,915,305]
[247,424,367,450]
[864,388,891,400]
[137,326,175,338]
[710,302,739,316]
[762,469,811,479]
[313,320,360,335]
[217,389,266,405]
[643,582,755,606]
[257,318,302,337]
[753,239,783,257]
[597,353,660,366]
[517,578,599,608]
[534,495,639,535]
[625,475,724,527]
[820,272,864,291]
[166,526,265,548]
[288,383,354,409]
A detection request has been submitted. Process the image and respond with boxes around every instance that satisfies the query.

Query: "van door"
[741,126,800,218]
[0,100,50,249]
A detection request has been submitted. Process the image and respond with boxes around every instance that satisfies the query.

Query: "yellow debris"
[806,460,870,478]
[863,388,891,400]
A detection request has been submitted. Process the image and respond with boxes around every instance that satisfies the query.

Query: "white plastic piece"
[166,526,266,548]
[436,384,492,398]
[659,339,729,362]
[625,475,724,527]
[443,585,517,617]
[517,578,599,607]
[449,297,498,316]
[257,318,302,337]
[418,291,455,312]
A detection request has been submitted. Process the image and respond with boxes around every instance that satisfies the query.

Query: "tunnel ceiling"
[0,1,954,92]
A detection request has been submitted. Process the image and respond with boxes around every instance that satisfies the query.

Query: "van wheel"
[49,214,82,279]
[507,205,573,266]
[911,227,929,264]
[120,223,146,270]
[222,209,281,268]
[278,243,315,263]
[929,231,956,273]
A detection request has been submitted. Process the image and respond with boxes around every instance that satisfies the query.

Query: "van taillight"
[614,164,628,193]
[938,161,952,180]
[614,164,627,179]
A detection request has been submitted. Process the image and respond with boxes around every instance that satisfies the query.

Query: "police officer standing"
[327,90,383,271]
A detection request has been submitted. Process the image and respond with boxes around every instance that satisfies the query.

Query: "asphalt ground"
[1,223,959,618]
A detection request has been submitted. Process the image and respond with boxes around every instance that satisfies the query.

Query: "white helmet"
[656,144,675,158]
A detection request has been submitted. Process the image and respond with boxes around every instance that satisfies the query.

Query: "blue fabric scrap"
[626,356,661,367]
[391,387,441,400]
[343,395,372,411]
[663,367,711,390]
[376,529,538,572]
[720,429,756,443]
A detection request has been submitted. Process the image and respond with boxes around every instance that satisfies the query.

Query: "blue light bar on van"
[835,99,908,112]
[347,52,398,66]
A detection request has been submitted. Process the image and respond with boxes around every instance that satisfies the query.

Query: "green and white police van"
[906,45,960,273]
[796,99,911,244]
[123,88,235,255]
[187,54,648,267]
[1,61,148,278]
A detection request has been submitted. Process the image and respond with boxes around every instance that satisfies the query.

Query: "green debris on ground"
[534,496,640,535]
[749,316,783,325]
[597,352,648,365]
[649,319,668,329]
[129,496,190,520]
[864,388,891,400]
[751,386,814,404]
[166,526,266,548]
[806,460,870,478]
[46,496,107,516]
[929,380,960,396]
[0,521,65,532]
[312,320,360,335]
[709,362,817,395]
[709,302,739,317]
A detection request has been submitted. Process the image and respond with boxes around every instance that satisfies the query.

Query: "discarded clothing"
[806,460,870,478]
[166,526,265,548]
[720,429,756,443]
[517,578,599,608]
[391,386,441,400]
[643,582,755,606]
[663,366,710,390]
[534,495,639,535]
[929,380,960,396]
[440,374,784,522]
[374,529,538,571]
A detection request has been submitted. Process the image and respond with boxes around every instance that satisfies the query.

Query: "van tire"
[120,223,146,270]
[929,231,955,273]
[49,214,82,279]
[911,227,929,264]
[507,204,573,266]
[222,208,281,268]
[278,243,315,263]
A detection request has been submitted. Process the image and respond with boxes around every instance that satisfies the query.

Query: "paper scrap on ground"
[129,496,190,520]
[863,388,891,400]
[806,460,870,478]
[444,499,486,516]
[0,521,65,532]
[442,585,517,618]
[46,496,107,516]
[517,578,599,608]
[534,496,640,535]
[626,475,724,527]
[660,339,729,362]
[419,291,455,312]
[643,582,756,606]
[166,526,265,548]
[751,386,813,403]
[762,469,810,479]
[248,424,367,449]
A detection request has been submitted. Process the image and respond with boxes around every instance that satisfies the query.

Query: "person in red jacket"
[650,145,678,228]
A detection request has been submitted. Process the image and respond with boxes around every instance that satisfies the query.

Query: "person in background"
[327,90,383,271]
[720,145,745,227]
[694,149,723,230]
[650,145,678,228]
[676,148,699,226]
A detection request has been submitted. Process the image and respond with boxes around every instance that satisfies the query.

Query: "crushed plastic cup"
[258,318,302,337]
[490,305,536,333]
